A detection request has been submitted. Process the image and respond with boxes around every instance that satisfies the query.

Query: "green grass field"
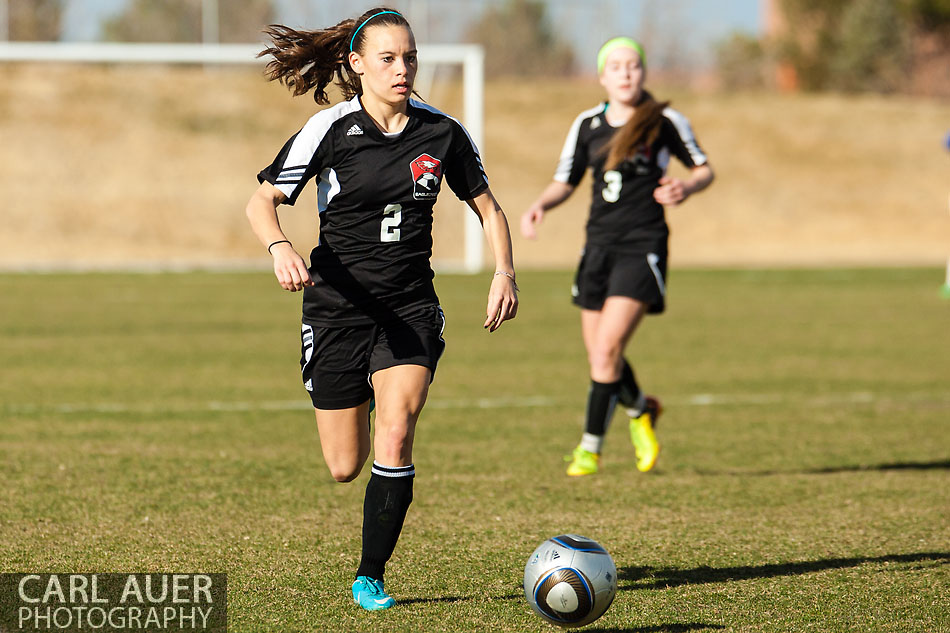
[1,269,948,632]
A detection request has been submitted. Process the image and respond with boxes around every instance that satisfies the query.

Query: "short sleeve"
[554,107,600,186]
[443,119,490,201]
[661,107,708,169]
[257,107,343,205]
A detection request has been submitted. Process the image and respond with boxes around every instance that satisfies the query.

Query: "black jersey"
[555,101,707,252]
[259,96,489,326]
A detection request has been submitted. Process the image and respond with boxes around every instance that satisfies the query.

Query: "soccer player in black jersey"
[245,8,518,610]
[521,37,713,477]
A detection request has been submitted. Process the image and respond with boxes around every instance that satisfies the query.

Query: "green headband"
[597,37,646,74]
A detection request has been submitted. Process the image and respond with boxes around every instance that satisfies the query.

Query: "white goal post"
[0,41,486,272]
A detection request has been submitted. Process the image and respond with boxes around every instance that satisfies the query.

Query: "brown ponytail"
[602,91,670,172]
[258,7,410,105]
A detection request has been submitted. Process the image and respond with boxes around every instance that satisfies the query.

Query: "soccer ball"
[523,534,618,628]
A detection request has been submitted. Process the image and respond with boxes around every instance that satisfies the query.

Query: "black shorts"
[571,245,668,314]
[300,303,446,410]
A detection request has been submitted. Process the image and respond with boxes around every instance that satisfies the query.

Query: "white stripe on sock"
[371,461,415,478]
[580,433,604,454]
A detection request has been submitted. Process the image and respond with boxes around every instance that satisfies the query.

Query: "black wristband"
[267,239,291,254]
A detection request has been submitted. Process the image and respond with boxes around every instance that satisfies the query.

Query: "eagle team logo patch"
[411,153,442,200]
[632,144,654,175]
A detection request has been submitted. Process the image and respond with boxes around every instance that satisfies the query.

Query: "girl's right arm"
[245,181,314,292]
[520,180,575,240]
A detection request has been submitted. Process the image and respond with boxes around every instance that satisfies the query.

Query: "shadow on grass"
[808,459,950,473]
[697,458,950,477]
[619,552,950,590]
[583,624,725,633]
[400,593,725,633]
[398,591,524,606]
[398,595,474,606]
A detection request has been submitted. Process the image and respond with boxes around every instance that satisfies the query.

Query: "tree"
[8,0,63,41]
[466,0,574,77]
[773,0,950,93]
[104,0,273,44]
[899,0,950,29]
[830,0,908,92]
[716,33,768,90]
[775,0,852,90]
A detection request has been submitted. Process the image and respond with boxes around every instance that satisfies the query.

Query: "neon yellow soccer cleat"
[629,396,662,472]
[565,446,600,476]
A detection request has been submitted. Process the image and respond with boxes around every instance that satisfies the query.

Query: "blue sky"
[62,0,762,69]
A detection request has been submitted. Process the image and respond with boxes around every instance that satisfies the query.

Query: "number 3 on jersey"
[381,203,402,242]
[602,170,622,203]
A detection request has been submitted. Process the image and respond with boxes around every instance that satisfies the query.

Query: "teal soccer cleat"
[352,576,395,611]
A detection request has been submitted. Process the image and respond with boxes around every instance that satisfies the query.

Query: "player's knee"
[588,344,621,374]
[377,430,409,457]
[327,461,363,483]
[374,421,413,462]
[330,469,359,483]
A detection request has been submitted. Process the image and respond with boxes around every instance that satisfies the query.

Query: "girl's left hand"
[653,176,688,206]
[484,273,519,332]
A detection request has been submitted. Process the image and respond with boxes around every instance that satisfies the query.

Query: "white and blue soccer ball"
[523,534,618,628]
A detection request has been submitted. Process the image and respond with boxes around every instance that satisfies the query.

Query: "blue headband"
[350,11,403,52]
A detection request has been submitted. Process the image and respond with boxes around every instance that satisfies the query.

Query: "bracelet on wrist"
[494,270,519,291]
[267,239,291,254]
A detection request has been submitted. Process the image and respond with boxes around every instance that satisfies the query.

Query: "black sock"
[585,380,620,436]
[355,462,414,582]
[617,359,642,410]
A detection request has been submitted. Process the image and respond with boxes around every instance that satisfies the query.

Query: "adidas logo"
[346,124,363,136]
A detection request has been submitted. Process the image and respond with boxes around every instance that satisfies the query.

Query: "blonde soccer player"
[522,37,713,476]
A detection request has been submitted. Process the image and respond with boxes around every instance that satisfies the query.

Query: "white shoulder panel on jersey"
[554,103,605,183]
[316,167,341,214]
[409,98,488,183]
[274,96,362,199]
[662,106,708,167]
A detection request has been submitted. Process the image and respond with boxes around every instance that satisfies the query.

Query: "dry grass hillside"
[1,63,948,270]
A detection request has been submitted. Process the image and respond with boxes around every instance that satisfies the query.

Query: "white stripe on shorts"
[647,252,666,297]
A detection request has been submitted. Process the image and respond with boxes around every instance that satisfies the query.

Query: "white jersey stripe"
[657,146,671,173]
[663,106,707,166]
[316,167,341,213]
[554,103,605,183]
[274,97,362,200]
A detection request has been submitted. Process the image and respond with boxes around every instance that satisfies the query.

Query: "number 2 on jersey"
[381,203,402,242]
[602,170,622,203]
